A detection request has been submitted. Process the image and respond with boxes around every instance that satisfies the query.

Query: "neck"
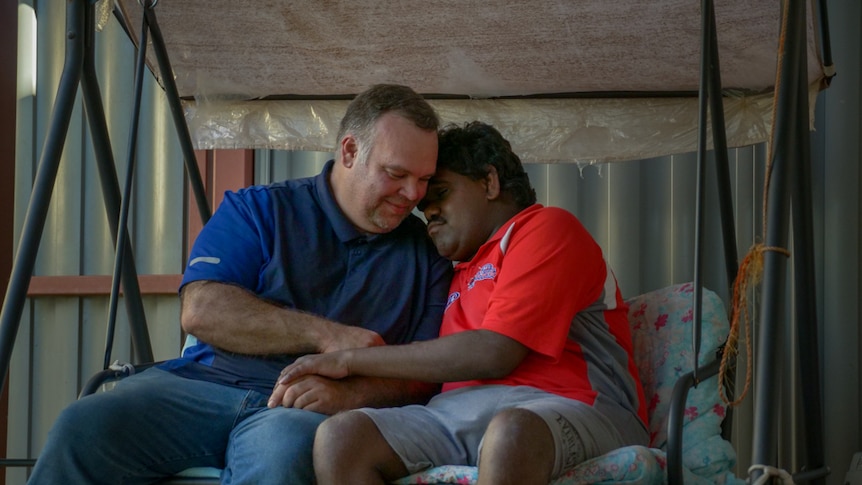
[484,202,526,242]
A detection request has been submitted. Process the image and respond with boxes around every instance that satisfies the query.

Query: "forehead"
[430,168,467,186]
[366,113,437,175]
[427,169,487,201]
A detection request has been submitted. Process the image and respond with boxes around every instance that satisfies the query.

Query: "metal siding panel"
[253,148,271,183]
[145,296,184,361]
[523,164,546,206]
[269,149,291,182]
[81,14,135,278]
[820,0,862,480]
[732,145,761,259]
[606,160,643,298]
[6,307,32,485]
[92,11,133,274]
[286,151,331,180]
[255,150,332,184]
[8,3,189,479]
[701,152,728,297]
[35,15,84,278]
[14,96,35,247]
[639,155,675,290]
[135,77,186,276]
[80,298,112,381]
[546,163,584,216]
[9,0,38,479]
[272,150,290,181]
[24,2,89,474]
[573,164,610,251]
[726,143,761,477]
[669,152,698,284]
[11,10,38,477]
[29,299,81,454]
[81,135,113,274]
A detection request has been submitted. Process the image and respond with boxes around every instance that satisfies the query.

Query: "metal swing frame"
[0,1,833,483]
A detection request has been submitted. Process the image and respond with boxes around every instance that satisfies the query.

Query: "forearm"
[181,281,347,355]
[340,376,440,408]
[345,330,527,382]
[270,333,522,411]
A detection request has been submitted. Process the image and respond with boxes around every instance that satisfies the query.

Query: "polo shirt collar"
[455,204,543,269]
[314,160,378,243]
[485,204,542,245]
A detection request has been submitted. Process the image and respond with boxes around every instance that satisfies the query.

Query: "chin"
[370,214,405,233]
[435,245,457,261]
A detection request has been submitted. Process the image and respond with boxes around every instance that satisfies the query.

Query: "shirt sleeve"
[481,208,606,361]
[411,254,455,342]
[181,189,271,292]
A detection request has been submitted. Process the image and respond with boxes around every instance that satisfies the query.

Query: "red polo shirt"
[440,204,648,426]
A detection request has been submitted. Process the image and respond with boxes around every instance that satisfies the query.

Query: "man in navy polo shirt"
[28,84,453,485]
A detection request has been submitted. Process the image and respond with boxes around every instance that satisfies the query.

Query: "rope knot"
[719,243,790,407]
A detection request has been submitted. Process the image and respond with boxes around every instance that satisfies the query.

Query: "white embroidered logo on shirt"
[445,292,460,310]
[189,256,221,267]
[467,263,497,290]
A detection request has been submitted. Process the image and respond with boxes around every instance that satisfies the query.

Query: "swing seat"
[139,283,743,484]
[395,282,744,485]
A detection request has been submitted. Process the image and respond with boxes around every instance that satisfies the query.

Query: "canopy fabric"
[114,0,826,163]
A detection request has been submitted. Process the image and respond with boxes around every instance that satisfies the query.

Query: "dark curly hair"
[436,121,536,208]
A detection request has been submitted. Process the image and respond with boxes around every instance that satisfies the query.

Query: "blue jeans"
[27,368,326,485]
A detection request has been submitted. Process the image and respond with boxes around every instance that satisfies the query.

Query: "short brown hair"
[336,84,439,159]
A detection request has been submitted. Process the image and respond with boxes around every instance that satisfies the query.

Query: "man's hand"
[268,352,351,409]
[267,375,363,414]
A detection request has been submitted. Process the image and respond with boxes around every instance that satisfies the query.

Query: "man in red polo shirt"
[271,121,649,485]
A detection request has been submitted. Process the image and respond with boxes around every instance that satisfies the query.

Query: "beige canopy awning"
[115,0,827,163]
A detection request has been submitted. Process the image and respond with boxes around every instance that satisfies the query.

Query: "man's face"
[420,168,492,262]
[341,113,438,233]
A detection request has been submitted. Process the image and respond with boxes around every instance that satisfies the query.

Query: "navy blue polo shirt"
[160,160,452,394]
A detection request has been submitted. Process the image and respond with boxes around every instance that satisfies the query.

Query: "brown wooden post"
[187,149,255,258]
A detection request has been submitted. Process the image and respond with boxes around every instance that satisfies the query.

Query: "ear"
[339,134,359,168]
[483,165,501,201]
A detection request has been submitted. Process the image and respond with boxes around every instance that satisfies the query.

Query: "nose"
[400,178,427,203]
[420,198,439,219]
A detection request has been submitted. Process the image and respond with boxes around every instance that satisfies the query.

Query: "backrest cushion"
[626,282,729,450]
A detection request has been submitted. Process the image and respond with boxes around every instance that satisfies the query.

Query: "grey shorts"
[359,385,647,478]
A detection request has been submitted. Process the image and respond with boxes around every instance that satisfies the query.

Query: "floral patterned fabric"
[395,283,745,485]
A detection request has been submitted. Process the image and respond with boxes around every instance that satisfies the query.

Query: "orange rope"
[719,244,789,406]
[718,0,792,407]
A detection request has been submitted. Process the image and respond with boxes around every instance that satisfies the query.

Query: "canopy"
[114,1,827,163]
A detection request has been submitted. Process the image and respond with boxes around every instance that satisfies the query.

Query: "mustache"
[426,215,445,225]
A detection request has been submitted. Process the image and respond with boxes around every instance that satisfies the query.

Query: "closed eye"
[417,187,448,211]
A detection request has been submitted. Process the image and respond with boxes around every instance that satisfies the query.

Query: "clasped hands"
[267,351,349,414]
[267,322,382,413]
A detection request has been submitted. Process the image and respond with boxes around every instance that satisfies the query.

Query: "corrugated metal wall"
[8,3,186,484]
[7,1,860,484]
[816,0,861,478]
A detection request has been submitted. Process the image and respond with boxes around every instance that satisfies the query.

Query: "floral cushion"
[396,283,745,485]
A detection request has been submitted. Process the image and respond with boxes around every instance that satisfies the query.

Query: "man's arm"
[180,280,384,355]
